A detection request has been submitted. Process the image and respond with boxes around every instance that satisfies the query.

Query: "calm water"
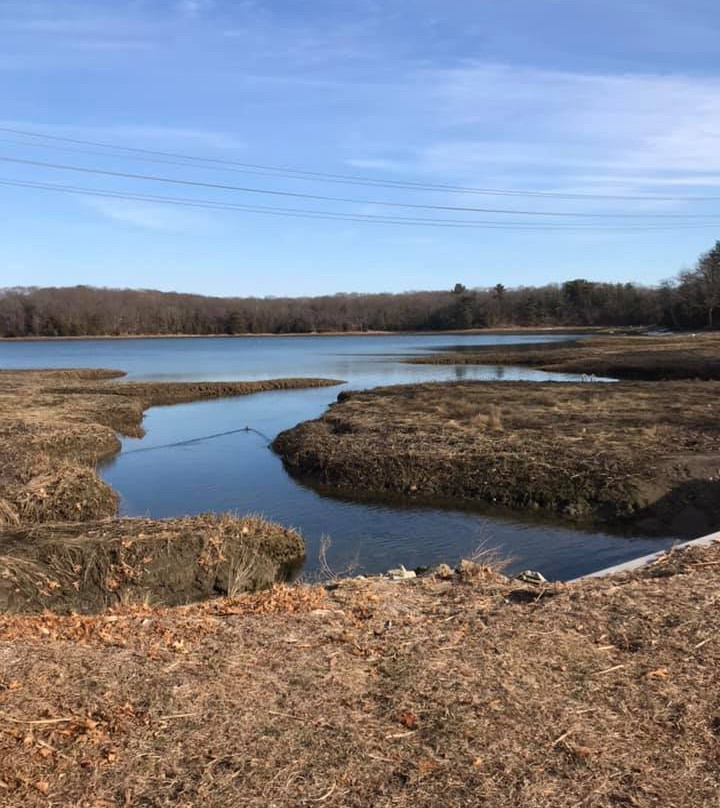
[1,334,678,579]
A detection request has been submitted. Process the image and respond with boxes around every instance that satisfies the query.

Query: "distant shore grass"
[0,325,613,341]
[407,331,720,380]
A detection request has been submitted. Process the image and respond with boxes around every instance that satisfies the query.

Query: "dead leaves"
[397,711,418,730]
[0,585,329,652]
[644,667,669,680]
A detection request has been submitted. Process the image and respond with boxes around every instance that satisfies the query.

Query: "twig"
[0,712,75,726]
[267,710,308,724]
[551,730,573,747]
[157,712,197,721]
[694,638,711,649]
[593,664,625,676]
[311,783,337,802]
[386,730,417,739]
[36,738,73,762]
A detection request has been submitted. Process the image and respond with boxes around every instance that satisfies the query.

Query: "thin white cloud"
[3,18,112,33]
[0,120,245,150]
[348,63,720,199]
[84,198,207,230]
[94,125,244,150]
[70,39,153,52]
[177,0,214,19]
[0,8,157,51]
[345,158,409,171]
[424,64,720,175]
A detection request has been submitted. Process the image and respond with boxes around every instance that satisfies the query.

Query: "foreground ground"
[407,331,720,380]
[275,379,720,536]
[1,542,719,807]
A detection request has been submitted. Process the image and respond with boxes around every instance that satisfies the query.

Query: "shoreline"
[0,325,623,342]
[407,331,720,380]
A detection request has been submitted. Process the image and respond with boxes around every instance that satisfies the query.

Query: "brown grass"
[274,380,720,536]
[407,332,720,380]
[0,541,718,807]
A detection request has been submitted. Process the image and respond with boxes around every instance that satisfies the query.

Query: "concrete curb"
[571,530,720,582]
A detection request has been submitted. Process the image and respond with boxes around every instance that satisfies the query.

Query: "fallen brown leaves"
[1,544,719,807]
[0,584,328,650]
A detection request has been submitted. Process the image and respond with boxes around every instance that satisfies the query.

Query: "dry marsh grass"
[0,514,304,613]
[274,380,720,535]
[0,369,341,606]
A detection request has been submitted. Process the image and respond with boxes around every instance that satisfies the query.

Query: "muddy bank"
[0,514,304,614]
[408,332,720,380]
[1,541,719,807]
[274,381,720,536]
[0,369,342,527]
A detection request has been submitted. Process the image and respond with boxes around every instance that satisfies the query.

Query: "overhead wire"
[2,155,720,219]
[1,125,720,202]
[3,177,719,231]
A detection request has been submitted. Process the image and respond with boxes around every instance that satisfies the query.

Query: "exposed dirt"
[0,542,719,807]
[274,381,720,535]
[408,332,720,380]
[0,514,305,614]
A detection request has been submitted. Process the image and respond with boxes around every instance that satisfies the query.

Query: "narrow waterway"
[0,333,678,578]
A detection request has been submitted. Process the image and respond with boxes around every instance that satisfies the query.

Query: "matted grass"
[0,514,305,613]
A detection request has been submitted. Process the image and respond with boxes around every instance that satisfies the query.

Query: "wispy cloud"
[3,18,113,33]
[346,63,720,198]
[0,120,245,151]
[346,158,409,171]
[84,198,207,230]
[69,39,153,52]
[0,8,156,52]
[92,125,244,150]
[177,0,214,19]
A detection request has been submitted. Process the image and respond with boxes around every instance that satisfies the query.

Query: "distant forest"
[2,242,719,337]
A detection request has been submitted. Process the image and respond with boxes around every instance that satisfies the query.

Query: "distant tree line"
[2,242,719,337]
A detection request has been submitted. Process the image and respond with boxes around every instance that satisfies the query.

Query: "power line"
[2,177,719,231]
[3,154,720,219]
[2,125,720,203]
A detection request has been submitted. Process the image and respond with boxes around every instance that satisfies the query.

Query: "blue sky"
[1,0,719,296]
